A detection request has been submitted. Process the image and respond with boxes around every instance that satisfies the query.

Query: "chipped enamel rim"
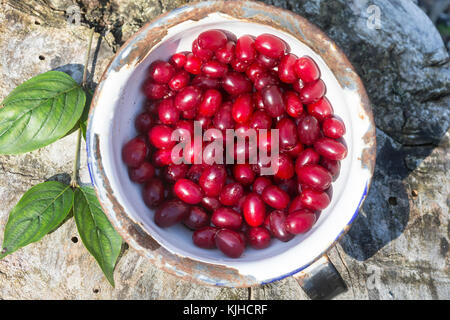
[86,1,376,287]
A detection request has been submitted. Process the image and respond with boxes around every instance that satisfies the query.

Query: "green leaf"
[73,186,122,286]
[0,181,74,259]
[0,71,86,154]
[79,88,93,141]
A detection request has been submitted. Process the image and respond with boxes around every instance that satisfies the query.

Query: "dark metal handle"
[292,255,347,300]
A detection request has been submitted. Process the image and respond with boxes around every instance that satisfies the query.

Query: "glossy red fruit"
[212,207,243,230]
[314,138,348,160]
[284,142,304,158]
[184,206,210,230]
[297,115,320,145]
[148,124,174,149]
[276,177,298,197]
[184,53,203,74]
[129,162,155,183]
[202,60,228,78]
[322,117,346,139]
[170,52,187,69]
[198,29,228,50]
[235,35,256,62]
[201,196,221,213]
[253,71,279,91]
[284,90,303,118]
[256,53,278,68]
[267,210,294,242]
[232,93,254,124]
[296,164,332,191]
[219,182,244,206]
[243,193,266,227]
[213,102,234,130]
[306,97,334,122]
[233,164,255,186]
[174,86,203,111]
[300,188,330,211]
[186,164,203,183]
[135,112,153,133]
[191,74,220,90]
[296,148,320,169]
[193,226,218,249]
[199,165,227,197]
[262,85,285,118]
[222,72,252,96]
[174,178,203,204]
[168,70,190,91]
[299,79,326,104]
[163,163,188,184]
[230,58,251,72]
[295,56,321,83]
[253,91,265,110]
[192,38,213,61]
[149,60,175,84]
[175,120,194,140]
[246,62,265,82]
[320,158,341,181]
[285,209,316,234]
[142,178,165,207]
[152,148,173,167]
[246,227,271,249]
[262,185,290,210]
[181,107,197,119]
[158,98,180,125]
[249,110,272,130]
[122,137,147,168]
[273,154,295,180]
[288,195,304,213]
[292,78,305,93]
[276,118,298,151]
[215,228,245,258]
[254,34,287,59]
[143,80,169,100]
[278,53,298,83]
[215,40,235,64]
[252,177,272,195]
[154,199,190,227]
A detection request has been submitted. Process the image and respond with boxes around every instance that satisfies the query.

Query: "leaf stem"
[71,28,95,189]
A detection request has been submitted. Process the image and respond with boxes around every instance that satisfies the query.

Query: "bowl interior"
[89,13,372,282]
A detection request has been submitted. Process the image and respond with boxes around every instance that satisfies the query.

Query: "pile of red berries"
[122,30,347,258]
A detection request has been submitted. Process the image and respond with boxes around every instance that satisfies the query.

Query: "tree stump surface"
[0,0,448,299]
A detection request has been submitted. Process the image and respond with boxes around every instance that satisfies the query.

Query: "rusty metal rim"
[86,0,377,287]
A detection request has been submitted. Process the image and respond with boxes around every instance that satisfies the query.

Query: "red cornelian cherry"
[299,79,326,104]
[243,193,266,227]
[212,207,243,230]
[184,206,210,230]
[278,53,298,83]
[169,52,187,69]
[199,165,227,197]
[151,148,172,167]
[322,117,346,139]
[142,178,165,208]
[192,38,213,61]
[215,40,235,64]
[297,115,320,145]
[320,158,341,181]
[267,210,294,242]
[233,164,255,186]
[252,176,272,195]
[122,137,147,168]
[249,110,272,130]
[163,163,188,184]
[202,60,228,78]
[256,53,278,68]
[168,70,190,91]
[296,148,320,169]
[246,62,265,82]
[184,53,202,74]
[314,137,348,161]
[215,228,245,258]
[201,196,221,213]
[296,164,332,191]
[284,90,303,118]
[307,97,334,122]
[276,118,298,151]
[135,112,153,134]
[174,85,203,111]
[262,185,290,210]
[300,188,330,211]
[230,58,251,72]
[193,226,218,249]
[148,124,175,149]
[232,93,254,124]
[198,29,228,50]
[222,72,252,95]
[235,35,256,62]
[213,102,234,130]
[149,60,175,84]
[262,85,285,118]
[247,227,271,249]
[285,209,317,234]
[254,71,279,91]
[295,56,320,83]
[219,182,244,206]
[154,199,190,228]
[253,91,265,110]
[288,195,305,213]
[142,80,169,100]
[254,33,287,59]
[273,154,295,180]
[129,162,155,183]
[158,98,180,125]
[174,178,204,204]
[192,74,220,90]
[284,142,304,158]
